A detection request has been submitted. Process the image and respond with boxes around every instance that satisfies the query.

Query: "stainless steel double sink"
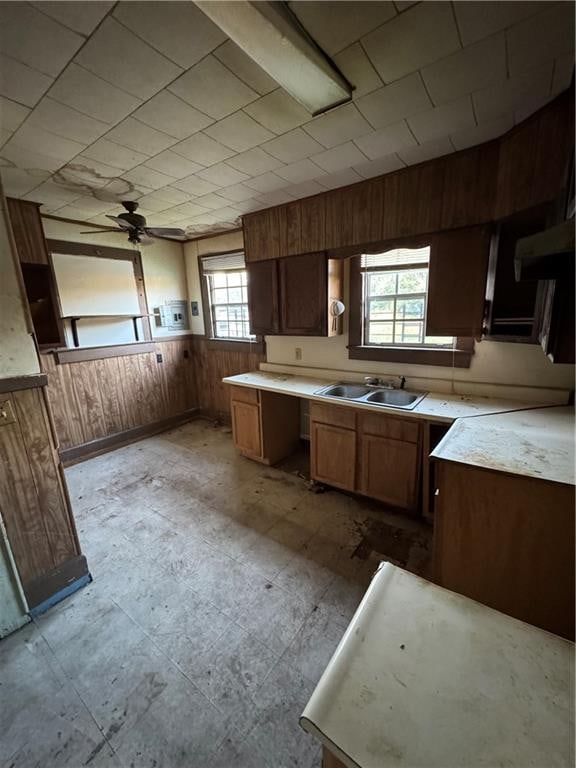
[315,383,427,410]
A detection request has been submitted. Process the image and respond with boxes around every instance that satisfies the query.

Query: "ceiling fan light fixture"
[194,0,352,116]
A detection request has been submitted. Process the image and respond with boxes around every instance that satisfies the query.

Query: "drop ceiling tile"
[243,172,288,194]
[316,167,363,190]
[311,141,367,173]
[226,147,284,176]
[172,133,236,167]
[507,2,575,78]
[192,193,234,211]
[214,40,277,96]
[0,129,11,150]
[288,1,397,55]
[144,150,202,180]
[75,18,182,100]
[334,43,383,99]
[148,186,192,205]
[65,156,124,186]
[304,103,372,149]
[170,175,220,197]
[1,167,49,196]
[168,56,258,120]
[113,1,226,69]
[353,153,405,178]
[230,198,263,214]
[208,205,242,221]
[217,183,259,203]
[197,163,249,187]
[127,192,171,213]
[0,97,30,132]
[48,63,142,124]
[398,136,454,165]
[204,112,274,153]
[244,89,311,135]
[64,196,117,215]
[275,159,325,184]
[0,54,53,108]
[0,3,83,78]
[263,128,325,163]
[8,122,86,162]
[394,1,418,11]
[0,143,62,172]
[168,201,212,219]
[256,190,296,207]
[364,2,461,85]
[286,179,327,198]
[421,32,507,106]
[552,53,575,96]
[472,64,553,124]
[451,113,514,151]
[356,72,432,129]
[408,96,475,145]
[27,98,109,144]
[354,119,416,159]
[122,166,175,190]
[83,138,149,171]
[107,118,177,157]
[453,1,548,47]
[132,91,214,140]
[31,2,114,36]
[22,180,84,205]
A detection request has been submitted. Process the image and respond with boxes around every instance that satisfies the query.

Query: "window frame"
[198,251,264,353]
[348,238,474,368]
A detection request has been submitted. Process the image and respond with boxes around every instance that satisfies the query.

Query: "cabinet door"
[231,400,262,459]
[311,422,356,491]
[360,435,420,509]
[7,198,50,264]
[279,252,326,335]
[247,260,279,334]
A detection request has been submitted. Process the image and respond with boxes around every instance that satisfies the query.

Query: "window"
[199,250,262,349]
[361,247,454,348]
[348,242,474,368]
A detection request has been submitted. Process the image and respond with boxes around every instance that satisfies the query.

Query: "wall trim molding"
[60,408,200,465]
[0,373,47,393]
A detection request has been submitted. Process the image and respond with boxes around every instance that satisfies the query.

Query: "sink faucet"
[363,375,407,390]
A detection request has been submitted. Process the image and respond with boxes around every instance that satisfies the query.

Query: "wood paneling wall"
[41,337,266,453]
[0,385,82,606]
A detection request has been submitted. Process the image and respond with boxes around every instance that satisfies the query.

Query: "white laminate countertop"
[223,371,549,424]
[432,405,575,485]
[300,563,575,768]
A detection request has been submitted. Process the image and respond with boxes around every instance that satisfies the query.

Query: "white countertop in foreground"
[301,563,574,768]
[432,405,575,485]
[223,371,547,423]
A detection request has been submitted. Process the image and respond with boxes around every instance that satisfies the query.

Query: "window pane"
[214,306,228,321]
[396,297,424,319]
[398,269,427,294]
[227,272,242,287]
[368,322,394,344]
[368,272,397,296]
[212,272,227,288]
[212,288,228,304]
[368,298,394,320]
[394,321,423,344]
[215,321,228,337]
[227,286,242,303]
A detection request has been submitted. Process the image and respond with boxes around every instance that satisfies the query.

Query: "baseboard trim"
[59,408,200,465]
[25,554,90,610]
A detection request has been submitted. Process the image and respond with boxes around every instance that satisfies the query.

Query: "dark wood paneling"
[278,201,302,256]
[300,195,326,253]
[247,259,279,334]
[325,188,355,249]
[0,374,47,393]
[243,207,281,262]
[6,198,50,264]
[442,143,498,229]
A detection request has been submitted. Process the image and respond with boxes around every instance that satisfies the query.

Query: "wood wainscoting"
[41,336,265,461]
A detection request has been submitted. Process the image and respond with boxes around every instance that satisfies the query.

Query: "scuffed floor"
[1,419,431,768]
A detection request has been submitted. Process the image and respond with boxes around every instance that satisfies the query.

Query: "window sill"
[348,344,473,368]
[49,341,156,365]
[206,337,265,354]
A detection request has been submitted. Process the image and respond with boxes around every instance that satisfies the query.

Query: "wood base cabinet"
[230,386,300,465]
[310,402,422,510]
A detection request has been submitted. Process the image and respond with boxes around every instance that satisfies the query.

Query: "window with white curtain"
[201,251,255,341]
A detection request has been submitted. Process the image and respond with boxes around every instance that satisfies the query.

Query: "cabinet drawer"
[310,402,356,430]
[230,386,259,405]
[359,412,420,444]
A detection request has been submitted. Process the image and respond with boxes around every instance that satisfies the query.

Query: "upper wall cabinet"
[243,92,572,265]
[7,198,50,265]
[247,252,343,337]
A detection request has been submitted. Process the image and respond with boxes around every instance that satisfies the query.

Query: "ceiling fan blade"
[145,227,187,239]
[80,228,123,234]
[106,214,132,230]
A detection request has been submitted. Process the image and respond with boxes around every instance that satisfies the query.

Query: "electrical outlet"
[183,349,189,359]
[0,399,16,426]
[156,353,163,363]
[295,347,302,361]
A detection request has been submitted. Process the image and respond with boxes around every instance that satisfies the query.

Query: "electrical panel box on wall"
[153,301,190,331]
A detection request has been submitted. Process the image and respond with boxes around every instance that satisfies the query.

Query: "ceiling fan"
[81,201,186,245]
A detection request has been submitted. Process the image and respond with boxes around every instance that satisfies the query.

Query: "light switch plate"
[0,399,16,426]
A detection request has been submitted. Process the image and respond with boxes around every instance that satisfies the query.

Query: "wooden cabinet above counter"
[243,92,572,264]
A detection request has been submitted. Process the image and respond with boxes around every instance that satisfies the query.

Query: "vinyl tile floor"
[1,419,431,768]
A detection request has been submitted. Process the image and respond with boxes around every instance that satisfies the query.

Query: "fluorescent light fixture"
[195,1,352,116]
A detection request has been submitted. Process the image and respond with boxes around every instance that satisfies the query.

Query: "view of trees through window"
[207,270,255,340]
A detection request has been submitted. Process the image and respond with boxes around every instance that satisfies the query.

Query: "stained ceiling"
[0,1,573,238]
